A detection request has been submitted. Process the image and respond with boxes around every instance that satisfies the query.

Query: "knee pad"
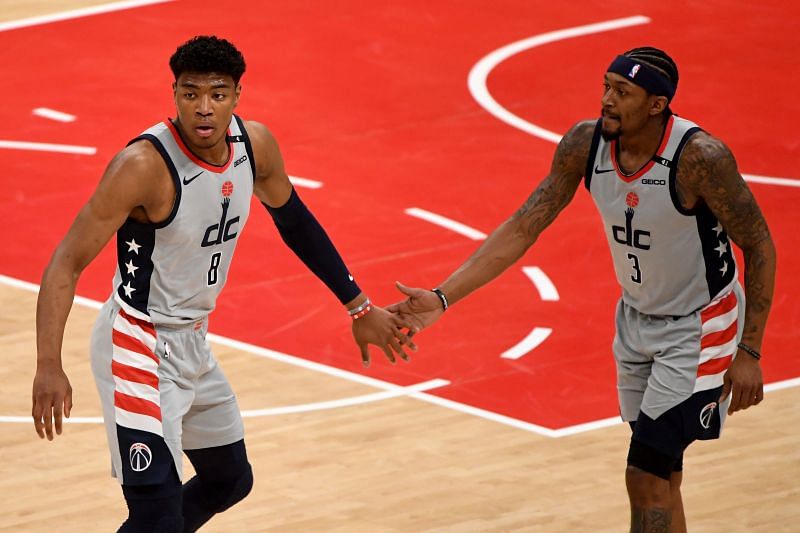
[627,438,676,481]
[185,440,254,512]
[120,469,183,532]
[217,462,254,511]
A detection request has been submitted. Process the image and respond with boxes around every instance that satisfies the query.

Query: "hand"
[385,281,445,334]
[32,364,73,440]
[352,305,418,368]
[719,350,763,415]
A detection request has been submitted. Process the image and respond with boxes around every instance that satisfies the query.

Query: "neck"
[173,118,230,166]
[618,114,669,158]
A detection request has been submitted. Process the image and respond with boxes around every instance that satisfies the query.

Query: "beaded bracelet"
[737,342,761,360]
[351,305,372,320]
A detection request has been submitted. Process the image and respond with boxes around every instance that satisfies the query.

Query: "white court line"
[0,380,449,424]
[0,140,96,155]
[501,327,552,360]
[289,175,323,189]
[0,0,174,32]
[468,16,799,189]
[405,207,487,240]
[522,266,559,301]
[1,273,798,437]
[33,108,76,123]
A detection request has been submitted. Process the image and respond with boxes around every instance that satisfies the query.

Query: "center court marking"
[33,108,77,123]
[0,140,96,155]
[467,15,799,188]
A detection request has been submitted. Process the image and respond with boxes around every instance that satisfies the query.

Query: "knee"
[626,465,671,507]
[217,462,254,511]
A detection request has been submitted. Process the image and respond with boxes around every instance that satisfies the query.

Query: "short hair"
[623,46,679,89]
[169,35,246,84]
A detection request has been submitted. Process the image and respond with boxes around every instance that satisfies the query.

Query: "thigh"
[182,333,244,450]
[614,299,653,421]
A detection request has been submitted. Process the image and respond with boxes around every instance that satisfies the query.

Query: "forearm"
[438,217,532,306]
[740,238,776,350]
[36,256,79,367]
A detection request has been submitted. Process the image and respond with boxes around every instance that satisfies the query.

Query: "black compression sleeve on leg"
[264,188,361,304]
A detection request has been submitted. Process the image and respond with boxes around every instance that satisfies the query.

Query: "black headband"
[607,55,676,101]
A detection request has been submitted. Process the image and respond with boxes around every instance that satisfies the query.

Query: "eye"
[617,88,626,96]
[184,92,195,99]
[213,93,226,100]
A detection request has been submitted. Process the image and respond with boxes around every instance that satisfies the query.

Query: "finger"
[389,337,410,362]
[360,344,370,368]
[44,403,54,441]
[395,280,413,296]
[54,402,64,436]
[32,401,45,439]
[718,376,731,404]
[729,384,746,415]
[754,385,764,405]
[65,389,73,418]
[394,328,418,352]
[381,344,396,364]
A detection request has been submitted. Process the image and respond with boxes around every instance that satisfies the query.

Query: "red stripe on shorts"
[114,390,162,421]
[700,291,737,322]
[701,320,738,350]
[697,354,733,377]
[112,328,159,364]
[111,360,159,389]
[118,308,157,338]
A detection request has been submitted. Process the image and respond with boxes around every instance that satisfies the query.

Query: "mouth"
[195,124,215,138]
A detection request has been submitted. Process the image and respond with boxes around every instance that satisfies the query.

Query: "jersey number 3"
[627,253,642,284]
[208,252,222,286]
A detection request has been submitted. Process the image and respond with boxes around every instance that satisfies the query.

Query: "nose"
[601,87,614,107]
[196,94,213,117]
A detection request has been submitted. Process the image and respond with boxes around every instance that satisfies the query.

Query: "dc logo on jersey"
[628,64,641,78]
[700,402,717,429]
[202,181,239,247]
[612,192,651,250]
[129,442,152,472]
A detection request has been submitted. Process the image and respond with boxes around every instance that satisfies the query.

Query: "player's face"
[173,72,241,151]
[600,73,652,140]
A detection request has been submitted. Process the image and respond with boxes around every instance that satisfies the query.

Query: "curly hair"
[623,46,679,88]
[169,35,246,84]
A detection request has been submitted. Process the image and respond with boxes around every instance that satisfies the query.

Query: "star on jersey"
[125,260,139,277]
[714,241,729,257]
[713,222,725,236]
[122,281,136,298]
[719,260,729,276]
[126,238,142,255]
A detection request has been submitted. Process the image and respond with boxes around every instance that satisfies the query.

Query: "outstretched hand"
[352,304,418,368]
[386,281,445,334]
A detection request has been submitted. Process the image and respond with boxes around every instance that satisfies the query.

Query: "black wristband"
[737,342,761,360]
[431,287,448,311]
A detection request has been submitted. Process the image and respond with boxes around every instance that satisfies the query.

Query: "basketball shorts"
[614,283,745,453]
[90,298,244,486]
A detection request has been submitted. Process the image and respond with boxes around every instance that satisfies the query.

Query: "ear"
[234,83,242,108]
[649,95,669,116]
[172,81,177,97]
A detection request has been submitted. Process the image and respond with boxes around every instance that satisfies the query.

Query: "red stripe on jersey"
[701,320,738,349]
[112,329,159,364]
[118,308,156,338]
[701,291,738,323]
[610,115,674,183]
[697,354,733,377]
[112,360,159,389]
[114,390,162,421]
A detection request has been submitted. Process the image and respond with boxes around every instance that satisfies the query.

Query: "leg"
[119,467,183,532]
[626,438,676,532]
[181,439,254,532]
[669,469,686,533]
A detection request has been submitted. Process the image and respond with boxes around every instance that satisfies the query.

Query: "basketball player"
[31,36,416,532]
[388,47,775,532]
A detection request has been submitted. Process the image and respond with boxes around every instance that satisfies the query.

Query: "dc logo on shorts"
[129,442,152,472]
[699,402,717,429]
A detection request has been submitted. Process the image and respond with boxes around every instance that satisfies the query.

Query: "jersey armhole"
[668,126,703,216]
[232,115,257,182]
[584,118,603,192]
[126,135,182,229]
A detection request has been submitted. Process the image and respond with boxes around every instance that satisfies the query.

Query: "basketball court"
[1,1,798,531]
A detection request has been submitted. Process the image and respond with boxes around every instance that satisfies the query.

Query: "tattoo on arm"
[679,134,776,345]
[512,121,594,241]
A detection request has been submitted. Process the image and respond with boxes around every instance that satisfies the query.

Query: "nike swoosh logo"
[182,171,203,185]
[594,165,616,174]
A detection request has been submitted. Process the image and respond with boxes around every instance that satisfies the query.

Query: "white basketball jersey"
[112,115,255,325]
[585,115,737,316]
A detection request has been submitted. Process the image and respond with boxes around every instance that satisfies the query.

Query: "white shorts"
[90,298,244,485]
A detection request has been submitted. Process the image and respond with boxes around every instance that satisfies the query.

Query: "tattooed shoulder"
[677,131,738,196]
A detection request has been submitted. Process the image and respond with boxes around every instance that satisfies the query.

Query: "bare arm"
[34,142,169,438]
[437,120,595,305]
[678,132,776,413]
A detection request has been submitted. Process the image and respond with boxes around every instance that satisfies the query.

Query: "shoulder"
[242,120,278,151]
[678,130,738,187]
[105,140,168,183]
[550,119,598,175]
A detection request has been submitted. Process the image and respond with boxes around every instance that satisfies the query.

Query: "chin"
[601,127,621,141]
